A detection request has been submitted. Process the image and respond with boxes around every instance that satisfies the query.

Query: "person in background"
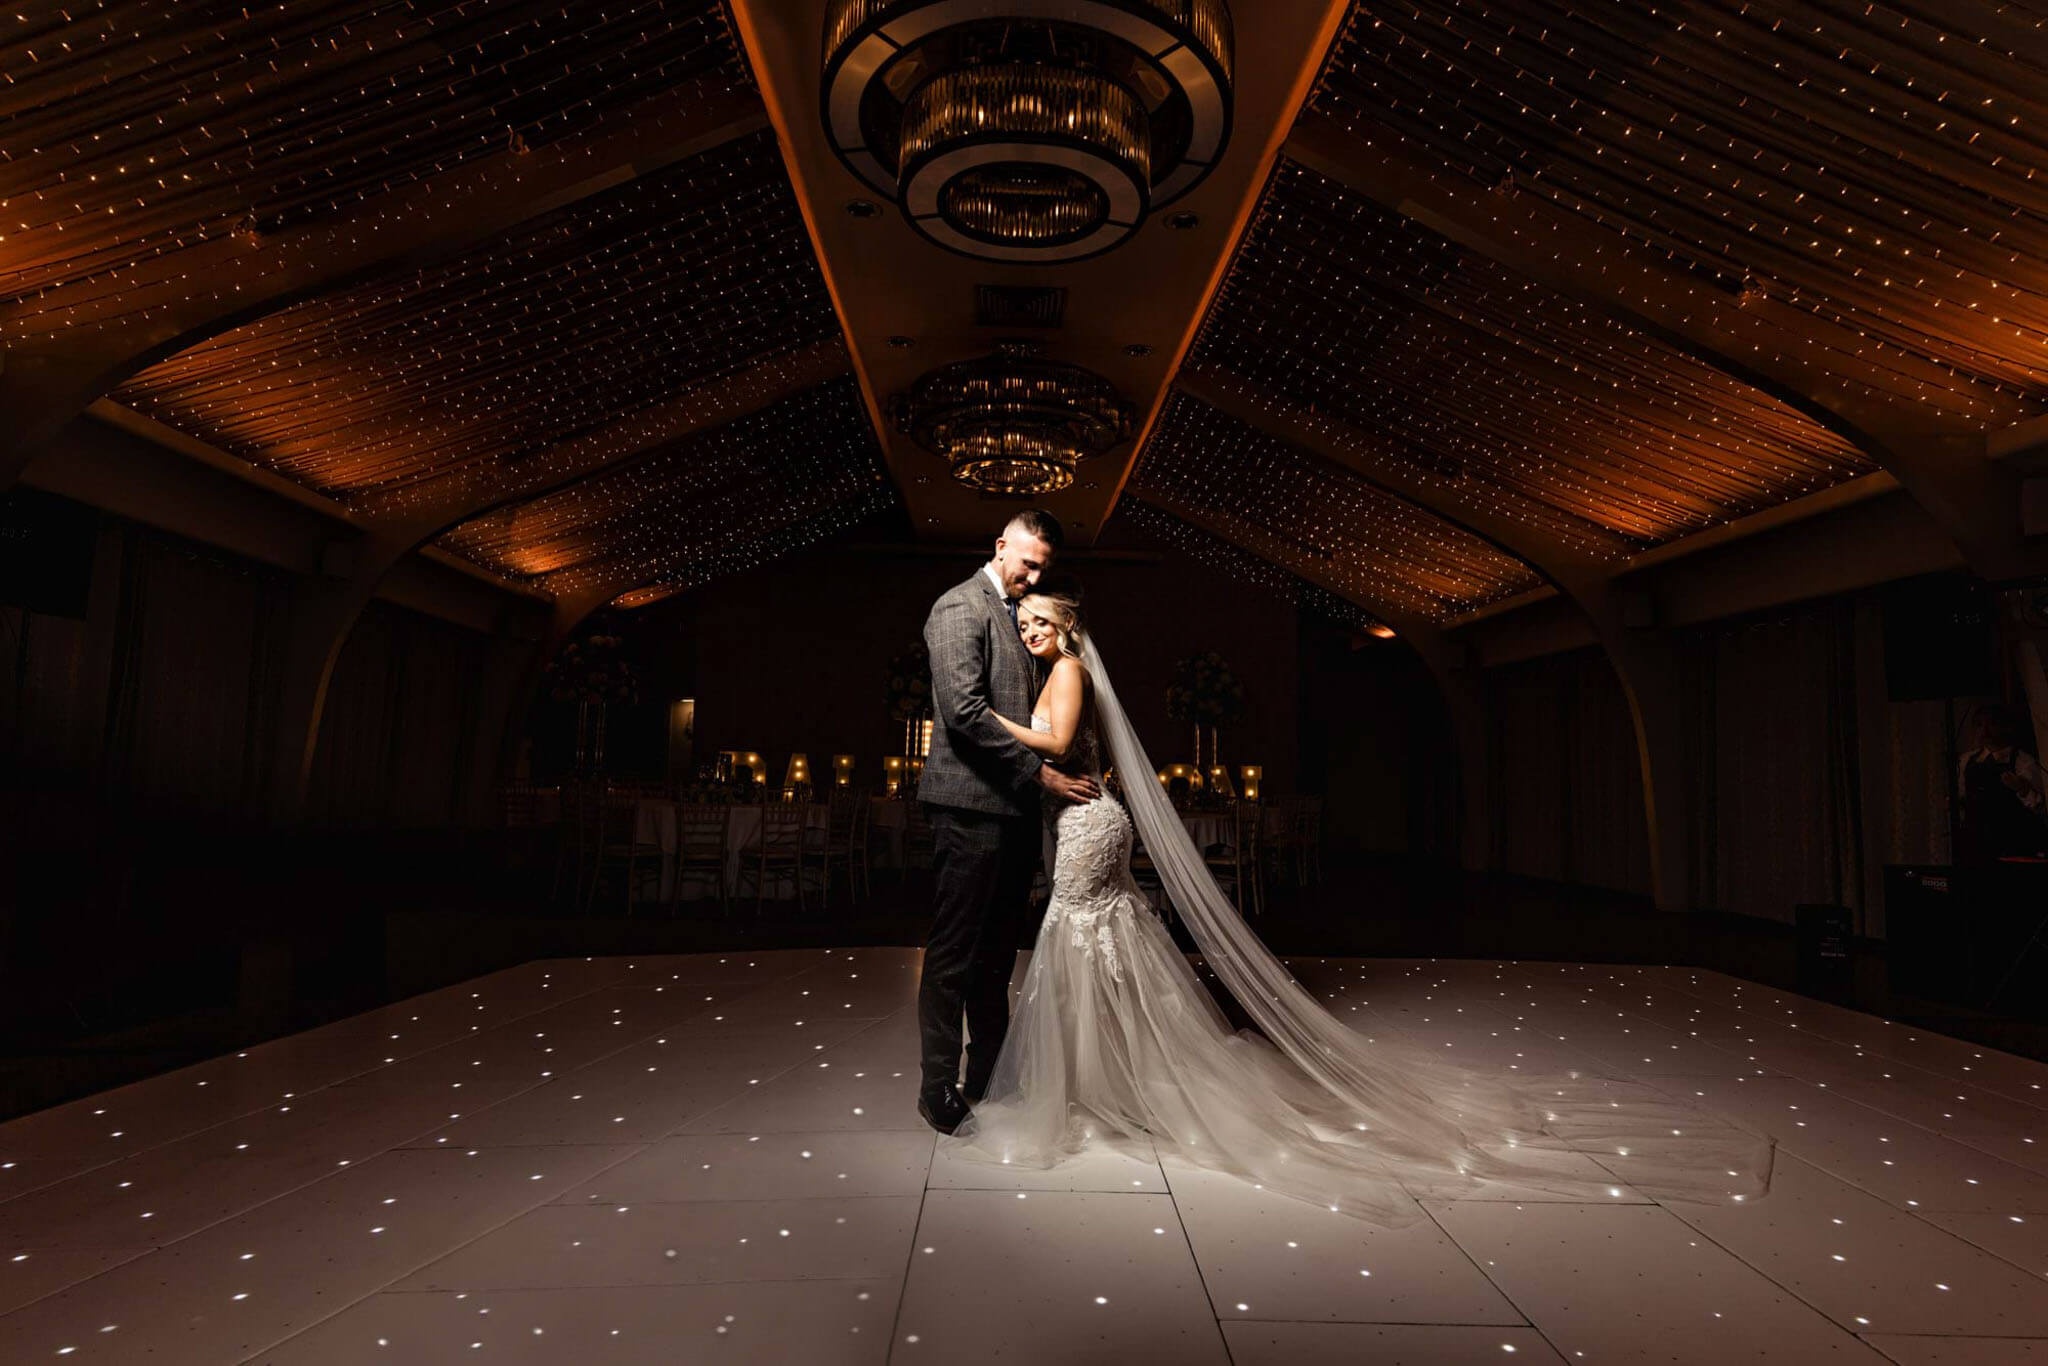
[1956,704,2047,865]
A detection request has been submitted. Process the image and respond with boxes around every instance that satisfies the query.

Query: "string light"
[1310,2,2048,411]
[1130,393,1539,621]
[13,0,2034,636]
[0,1,749,313]
[1193,160,1876,550]
[1116,499,1390,633]
[437,376,894,599]
[115,130,834,503]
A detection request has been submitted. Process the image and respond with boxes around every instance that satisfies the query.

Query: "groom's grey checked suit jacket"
[919,570,1045,815]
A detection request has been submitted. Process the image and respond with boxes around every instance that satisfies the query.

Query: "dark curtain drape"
[98,524,290,825]
[6,522,291,1030]
[1487,646,1652,894]
[307,599,492,828]
[1,601,95,793]
[1850,594,1956,939]
[1682,597,1864,925]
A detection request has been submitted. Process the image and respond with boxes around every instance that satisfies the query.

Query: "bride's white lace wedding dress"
[940,642,1774,1227]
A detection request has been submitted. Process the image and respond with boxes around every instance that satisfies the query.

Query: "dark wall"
[1,493,516,1044]
[1296,617,1456,860]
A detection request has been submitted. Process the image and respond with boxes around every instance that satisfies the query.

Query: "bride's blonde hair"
[1018,589,1084,661]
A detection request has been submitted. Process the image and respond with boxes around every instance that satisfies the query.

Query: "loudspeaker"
[0,487,97,619]
[1881,573,1998,701]
[1884,865,1964,1000]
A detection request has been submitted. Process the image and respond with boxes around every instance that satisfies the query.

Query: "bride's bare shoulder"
[1050,654,1093,706]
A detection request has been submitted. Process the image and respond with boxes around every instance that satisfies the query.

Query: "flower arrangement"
[1165,650,1245,727]
[545,633,641,706]
[886,642,932,723]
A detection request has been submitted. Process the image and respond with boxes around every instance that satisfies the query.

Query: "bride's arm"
[990,658,1085,757]
[995,711,1061,756]
[1034,657,1087,762]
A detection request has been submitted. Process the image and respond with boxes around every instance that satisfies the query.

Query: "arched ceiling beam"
[1284,111,2044,581]
[0,79,768,489]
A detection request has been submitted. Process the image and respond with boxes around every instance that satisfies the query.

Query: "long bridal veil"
[1034,632,1776,1216]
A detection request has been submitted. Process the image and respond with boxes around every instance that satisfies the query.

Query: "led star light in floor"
[3,953,2047,1362]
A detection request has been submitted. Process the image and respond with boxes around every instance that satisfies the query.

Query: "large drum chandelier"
[822,0,1234,261]
[895,351,1133,494]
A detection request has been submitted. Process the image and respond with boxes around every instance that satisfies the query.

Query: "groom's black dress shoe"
[918,1082,971,1135]
[961,1066,993,1105]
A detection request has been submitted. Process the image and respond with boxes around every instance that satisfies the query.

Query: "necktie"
[1004,596,1020,631]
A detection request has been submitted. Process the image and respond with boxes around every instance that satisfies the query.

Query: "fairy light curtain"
[115,130,836,503]
[1313,0,2048,408]
[1194,160,1876,550]
[1115,500,1391,634]
[436,376,896,599]
[1131,391,1542,622]
[0,0,749,311]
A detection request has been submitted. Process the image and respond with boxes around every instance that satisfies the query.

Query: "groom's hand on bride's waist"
[1036,766,1100,803]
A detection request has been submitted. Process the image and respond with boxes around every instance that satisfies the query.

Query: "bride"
[939,587,1774,1226]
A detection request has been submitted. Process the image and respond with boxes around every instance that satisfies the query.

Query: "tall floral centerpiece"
[545,632,641,773]
[886,642,933,761]
[1166,650,1245,772]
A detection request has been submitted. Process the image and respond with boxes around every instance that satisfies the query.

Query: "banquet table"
[1177,805,1287,854]
[514,788,1271,902]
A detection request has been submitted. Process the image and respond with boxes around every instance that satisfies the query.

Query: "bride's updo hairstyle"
[1019,577,1085,661]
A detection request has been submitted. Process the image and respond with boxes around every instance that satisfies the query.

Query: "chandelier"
[822,0,1234,261]
[894,351,1133,494]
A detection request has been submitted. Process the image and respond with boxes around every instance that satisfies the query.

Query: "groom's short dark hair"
[1004,508,1064,550]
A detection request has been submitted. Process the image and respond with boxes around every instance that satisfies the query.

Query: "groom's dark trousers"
[917,566,1046,1094]
[919,805,1040,1091]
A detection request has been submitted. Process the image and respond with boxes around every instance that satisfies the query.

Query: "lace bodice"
[1033,710,1137,982]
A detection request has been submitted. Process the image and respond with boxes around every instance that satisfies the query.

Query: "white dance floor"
[4,949,2048,1364]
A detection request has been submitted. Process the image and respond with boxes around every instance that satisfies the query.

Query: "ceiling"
[7,0,2047,633]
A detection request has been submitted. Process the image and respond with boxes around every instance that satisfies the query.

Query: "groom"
[916,509,1099,1133]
